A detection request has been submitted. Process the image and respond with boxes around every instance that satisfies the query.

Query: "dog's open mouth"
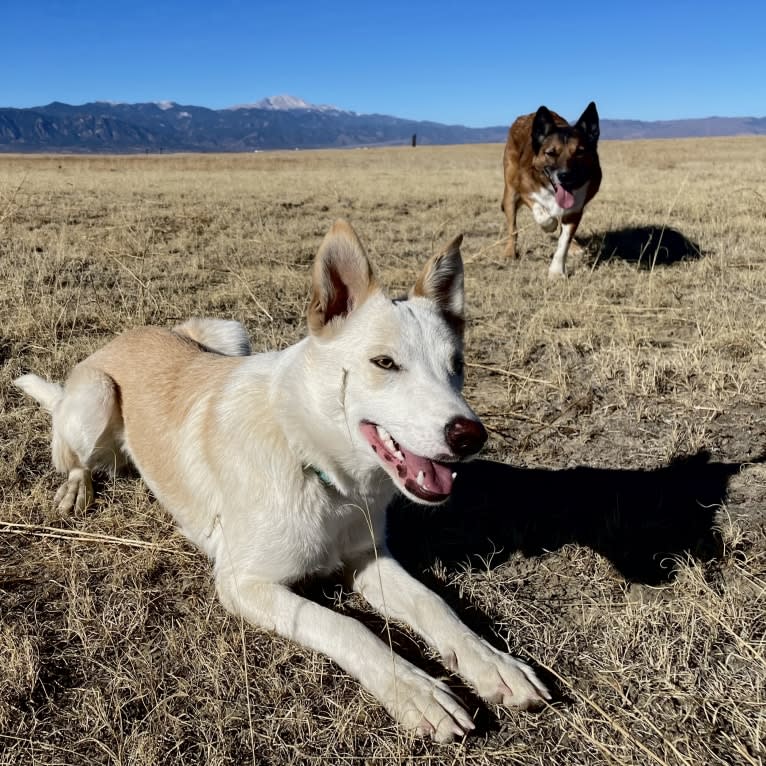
[359,421,455,503]
[545,169,577,210]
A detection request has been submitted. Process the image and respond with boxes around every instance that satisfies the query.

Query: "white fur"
[175,317,251,356]
[530,182,590,278]
[529,182,589,225]
[15,221,549,740]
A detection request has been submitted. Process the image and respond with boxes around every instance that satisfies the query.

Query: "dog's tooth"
[374,424,400,456]
[451,472,457,480]
[416,470,425,487]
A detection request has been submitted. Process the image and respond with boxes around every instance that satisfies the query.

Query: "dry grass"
[1,139,765,764]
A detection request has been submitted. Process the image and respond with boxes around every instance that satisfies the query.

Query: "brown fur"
[502,102,601,275]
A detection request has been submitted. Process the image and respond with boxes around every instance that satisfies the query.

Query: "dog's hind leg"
[502,187,521,259]
[52,365,125,513]
[17,365,123,513]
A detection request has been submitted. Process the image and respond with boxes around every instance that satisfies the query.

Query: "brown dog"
[502,102,601,277]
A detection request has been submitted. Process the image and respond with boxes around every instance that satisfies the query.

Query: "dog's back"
[15,318,252,513]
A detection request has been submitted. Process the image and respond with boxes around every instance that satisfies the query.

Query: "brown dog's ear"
[411,234,464,336]
[308,220,377,334]
[532,105,556,154]
[576,101,600,147]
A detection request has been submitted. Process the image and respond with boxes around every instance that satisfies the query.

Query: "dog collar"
[306,464,334,488]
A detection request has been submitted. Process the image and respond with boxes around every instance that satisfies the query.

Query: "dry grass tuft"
[1,139,765,764]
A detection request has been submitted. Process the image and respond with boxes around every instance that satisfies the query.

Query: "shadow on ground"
[388,451,745,586]
[583,225,703,268]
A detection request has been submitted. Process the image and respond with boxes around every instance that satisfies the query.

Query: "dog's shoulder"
[506,112,534,154]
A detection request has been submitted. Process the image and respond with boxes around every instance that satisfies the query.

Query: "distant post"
[411,133,417,148]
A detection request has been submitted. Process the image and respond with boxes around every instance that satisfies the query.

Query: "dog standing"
[502,102,601,277]
[16,221,549,741]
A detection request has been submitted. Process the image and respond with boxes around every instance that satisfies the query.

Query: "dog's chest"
[212,475,393,584]
[529,184,588,225]
[308,481,392,571]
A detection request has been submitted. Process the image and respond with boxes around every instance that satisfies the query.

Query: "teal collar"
[306,464,334,488]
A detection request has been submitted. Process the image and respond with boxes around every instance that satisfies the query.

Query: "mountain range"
[1,97,764,153]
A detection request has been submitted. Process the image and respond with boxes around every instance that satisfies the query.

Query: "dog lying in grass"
[17,220,549,740]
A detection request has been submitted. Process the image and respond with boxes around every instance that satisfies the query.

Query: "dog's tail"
[174,318,251,357]
[15,373,64,414]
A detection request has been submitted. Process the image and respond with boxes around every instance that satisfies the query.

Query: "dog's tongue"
[398,444,454,497]
[555,184,576,209]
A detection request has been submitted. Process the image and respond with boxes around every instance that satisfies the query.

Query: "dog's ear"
[308,220,377,334]
[576,101,600,146]
[532,106,556,154]
[411,234,464,336]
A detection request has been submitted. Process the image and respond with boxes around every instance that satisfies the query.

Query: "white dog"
[16,220,549,740]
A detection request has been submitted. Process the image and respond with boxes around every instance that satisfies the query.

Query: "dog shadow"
[309,451,743,721]
[384,451,752,709]
[387,451,740,586]
[582,225,703,268]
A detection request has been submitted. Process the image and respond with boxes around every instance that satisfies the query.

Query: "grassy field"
[1,139,765,765]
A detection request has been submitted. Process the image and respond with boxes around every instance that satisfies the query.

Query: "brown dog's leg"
[550,211,583,277]
[502,187,520,259]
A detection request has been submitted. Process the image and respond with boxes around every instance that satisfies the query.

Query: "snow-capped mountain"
[0,97,507,152]
[228,94,347,113]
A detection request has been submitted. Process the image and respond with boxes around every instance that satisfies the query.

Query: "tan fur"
[16,220,549,741]
[88,328,239,508]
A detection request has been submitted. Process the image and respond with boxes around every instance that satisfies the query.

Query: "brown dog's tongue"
[555,185,576,209]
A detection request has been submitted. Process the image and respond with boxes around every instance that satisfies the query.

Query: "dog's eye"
[452,356,464,376]
[544,149,557,158]
[370,355,399,371]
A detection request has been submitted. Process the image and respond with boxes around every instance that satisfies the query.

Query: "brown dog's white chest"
[529,181,590,230]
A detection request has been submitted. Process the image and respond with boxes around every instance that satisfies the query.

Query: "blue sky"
[2,1,764,126]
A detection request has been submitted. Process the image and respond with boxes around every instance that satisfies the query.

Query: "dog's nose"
[445,416,488,458]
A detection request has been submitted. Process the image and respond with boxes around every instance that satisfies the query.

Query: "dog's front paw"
[380,663,475,742]
[54,467,93,513]
[449,636,550,710]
